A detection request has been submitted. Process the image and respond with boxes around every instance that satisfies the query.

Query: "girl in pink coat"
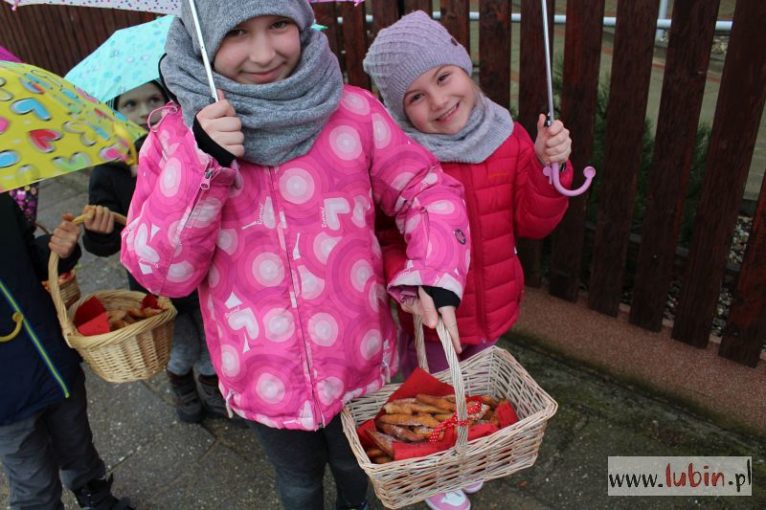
[119,1,470,509]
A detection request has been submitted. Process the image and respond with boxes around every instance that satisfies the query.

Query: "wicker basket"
[340,320,558,509]
[37,222,81,308]
[47,211,177,383]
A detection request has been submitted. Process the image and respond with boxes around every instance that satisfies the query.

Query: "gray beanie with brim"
[363,10,474,120]
[179,0,315,61]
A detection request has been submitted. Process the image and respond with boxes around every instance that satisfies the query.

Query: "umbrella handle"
[543,162,596,197]
[186,0,218,101]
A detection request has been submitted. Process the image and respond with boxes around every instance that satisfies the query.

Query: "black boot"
[72,474,133,510]
[167,370,203,423]
[198,374,228,418]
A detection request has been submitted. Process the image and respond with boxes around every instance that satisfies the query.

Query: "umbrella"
[0,61,145,192]
[65,16,173,103]
[5,0,362,16]
[539,0,595,197]
[0,46,22,63]
[1,46,39,222]
[5,0,178,13]
[6,0,364,100]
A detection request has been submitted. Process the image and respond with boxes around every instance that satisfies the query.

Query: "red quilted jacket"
[379,123,572,344]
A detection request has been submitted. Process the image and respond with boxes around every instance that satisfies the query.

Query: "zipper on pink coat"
[266,166,326,429]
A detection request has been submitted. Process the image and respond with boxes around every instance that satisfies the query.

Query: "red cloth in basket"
[73,294,161,336]
[357,368,519,461]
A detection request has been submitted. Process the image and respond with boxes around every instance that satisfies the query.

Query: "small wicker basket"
[48,211,176,383]
[340,320,558,509]
[37,222,81,308]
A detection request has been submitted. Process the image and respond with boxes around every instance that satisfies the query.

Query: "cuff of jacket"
[423,286,460,308]
[193,116,236,168]
[58,244,81,274]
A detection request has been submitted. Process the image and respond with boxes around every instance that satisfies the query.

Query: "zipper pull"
[200,168,215,191]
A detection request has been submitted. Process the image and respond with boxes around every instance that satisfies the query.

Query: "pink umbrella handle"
[542,163,596,197]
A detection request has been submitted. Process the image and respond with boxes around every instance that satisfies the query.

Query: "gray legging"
[166,307,215,377]
[0,369,105,510]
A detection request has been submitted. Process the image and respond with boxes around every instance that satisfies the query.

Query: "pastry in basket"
[362,392,517,464]
[73,295,168,335]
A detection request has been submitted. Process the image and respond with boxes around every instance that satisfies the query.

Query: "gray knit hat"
[363,10,473,120]
[179,0,315,61]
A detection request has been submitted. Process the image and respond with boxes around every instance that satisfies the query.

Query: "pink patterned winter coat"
[121,86,470,431]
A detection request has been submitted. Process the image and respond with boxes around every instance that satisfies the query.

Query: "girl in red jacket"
[364,12,573,510]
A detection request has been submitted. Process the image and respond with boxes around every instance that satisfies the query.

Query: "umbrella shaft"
[540,0,555,126]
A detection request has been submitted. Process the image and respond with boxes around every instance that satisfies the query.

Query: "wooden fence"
[1,1,764,368]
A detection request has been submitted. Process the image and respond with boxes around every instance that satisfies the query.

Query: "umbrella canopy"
[4,0,178,13]
[4,0,361,15]
[65,16,173,103]
[0,61,145,192]
[0,46,22,63]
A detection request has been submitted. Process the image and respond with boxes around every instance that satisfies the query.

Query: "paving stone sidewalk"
[2,172,764,509]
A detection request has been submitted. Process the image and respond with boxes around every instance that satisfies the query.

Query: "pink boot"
[425,490,471,510]
[463,481,484,494]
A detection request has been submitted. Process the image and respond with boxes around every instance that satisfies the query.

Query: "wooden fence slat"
[314,3,342,66]
[587,0,660,316]
[43,6,78,74]
[403,0,433,15]
[548,0,605,302]
[478,0,511,108]
[28,6,61,73]
[372,0,401,36]
[517,0,554,288]
[65,7,98,72]
[0,4,30,63]
[719,171,766,366]
[340,2,369,89]
[440,0,470,52]
[629,0,720,331]
[672,0,766,347]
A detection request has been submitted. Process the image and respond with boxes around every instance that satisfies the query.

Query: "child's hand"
[83,205,115,235]
[535,113,571,166]
[196,90,245,158]
[402,287,463,354]
[49,213,80,259]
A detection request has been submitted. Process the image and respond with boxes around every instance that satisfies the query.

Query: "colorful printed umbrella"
[65,16,173,103]
[0,61,145,192]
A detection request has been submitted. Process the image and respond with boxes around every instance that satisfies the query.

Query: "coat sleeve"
[364,92,470,303]
[12,202,81,281]
[82,164,126,257]
[512,124,573,239]
[374,211,408,286]
[120,110,237,298]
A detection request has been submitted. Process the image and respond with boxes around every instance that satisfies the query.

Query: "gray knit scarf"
[398,93,514,164]
[161,18,343,166]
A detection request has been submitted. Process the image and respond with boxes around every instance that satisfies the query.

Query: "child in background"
[82,80,226,423]
[0,193,133,510]
[119,1,470,509]
[364,11,573,510]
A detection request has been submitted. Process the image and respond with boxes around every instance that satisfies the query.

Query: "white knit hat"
[363,11,474,120]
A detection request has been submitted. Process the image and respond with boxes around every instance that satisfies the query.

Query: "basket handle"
[47,208,127,347]
[413,316,470,451]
